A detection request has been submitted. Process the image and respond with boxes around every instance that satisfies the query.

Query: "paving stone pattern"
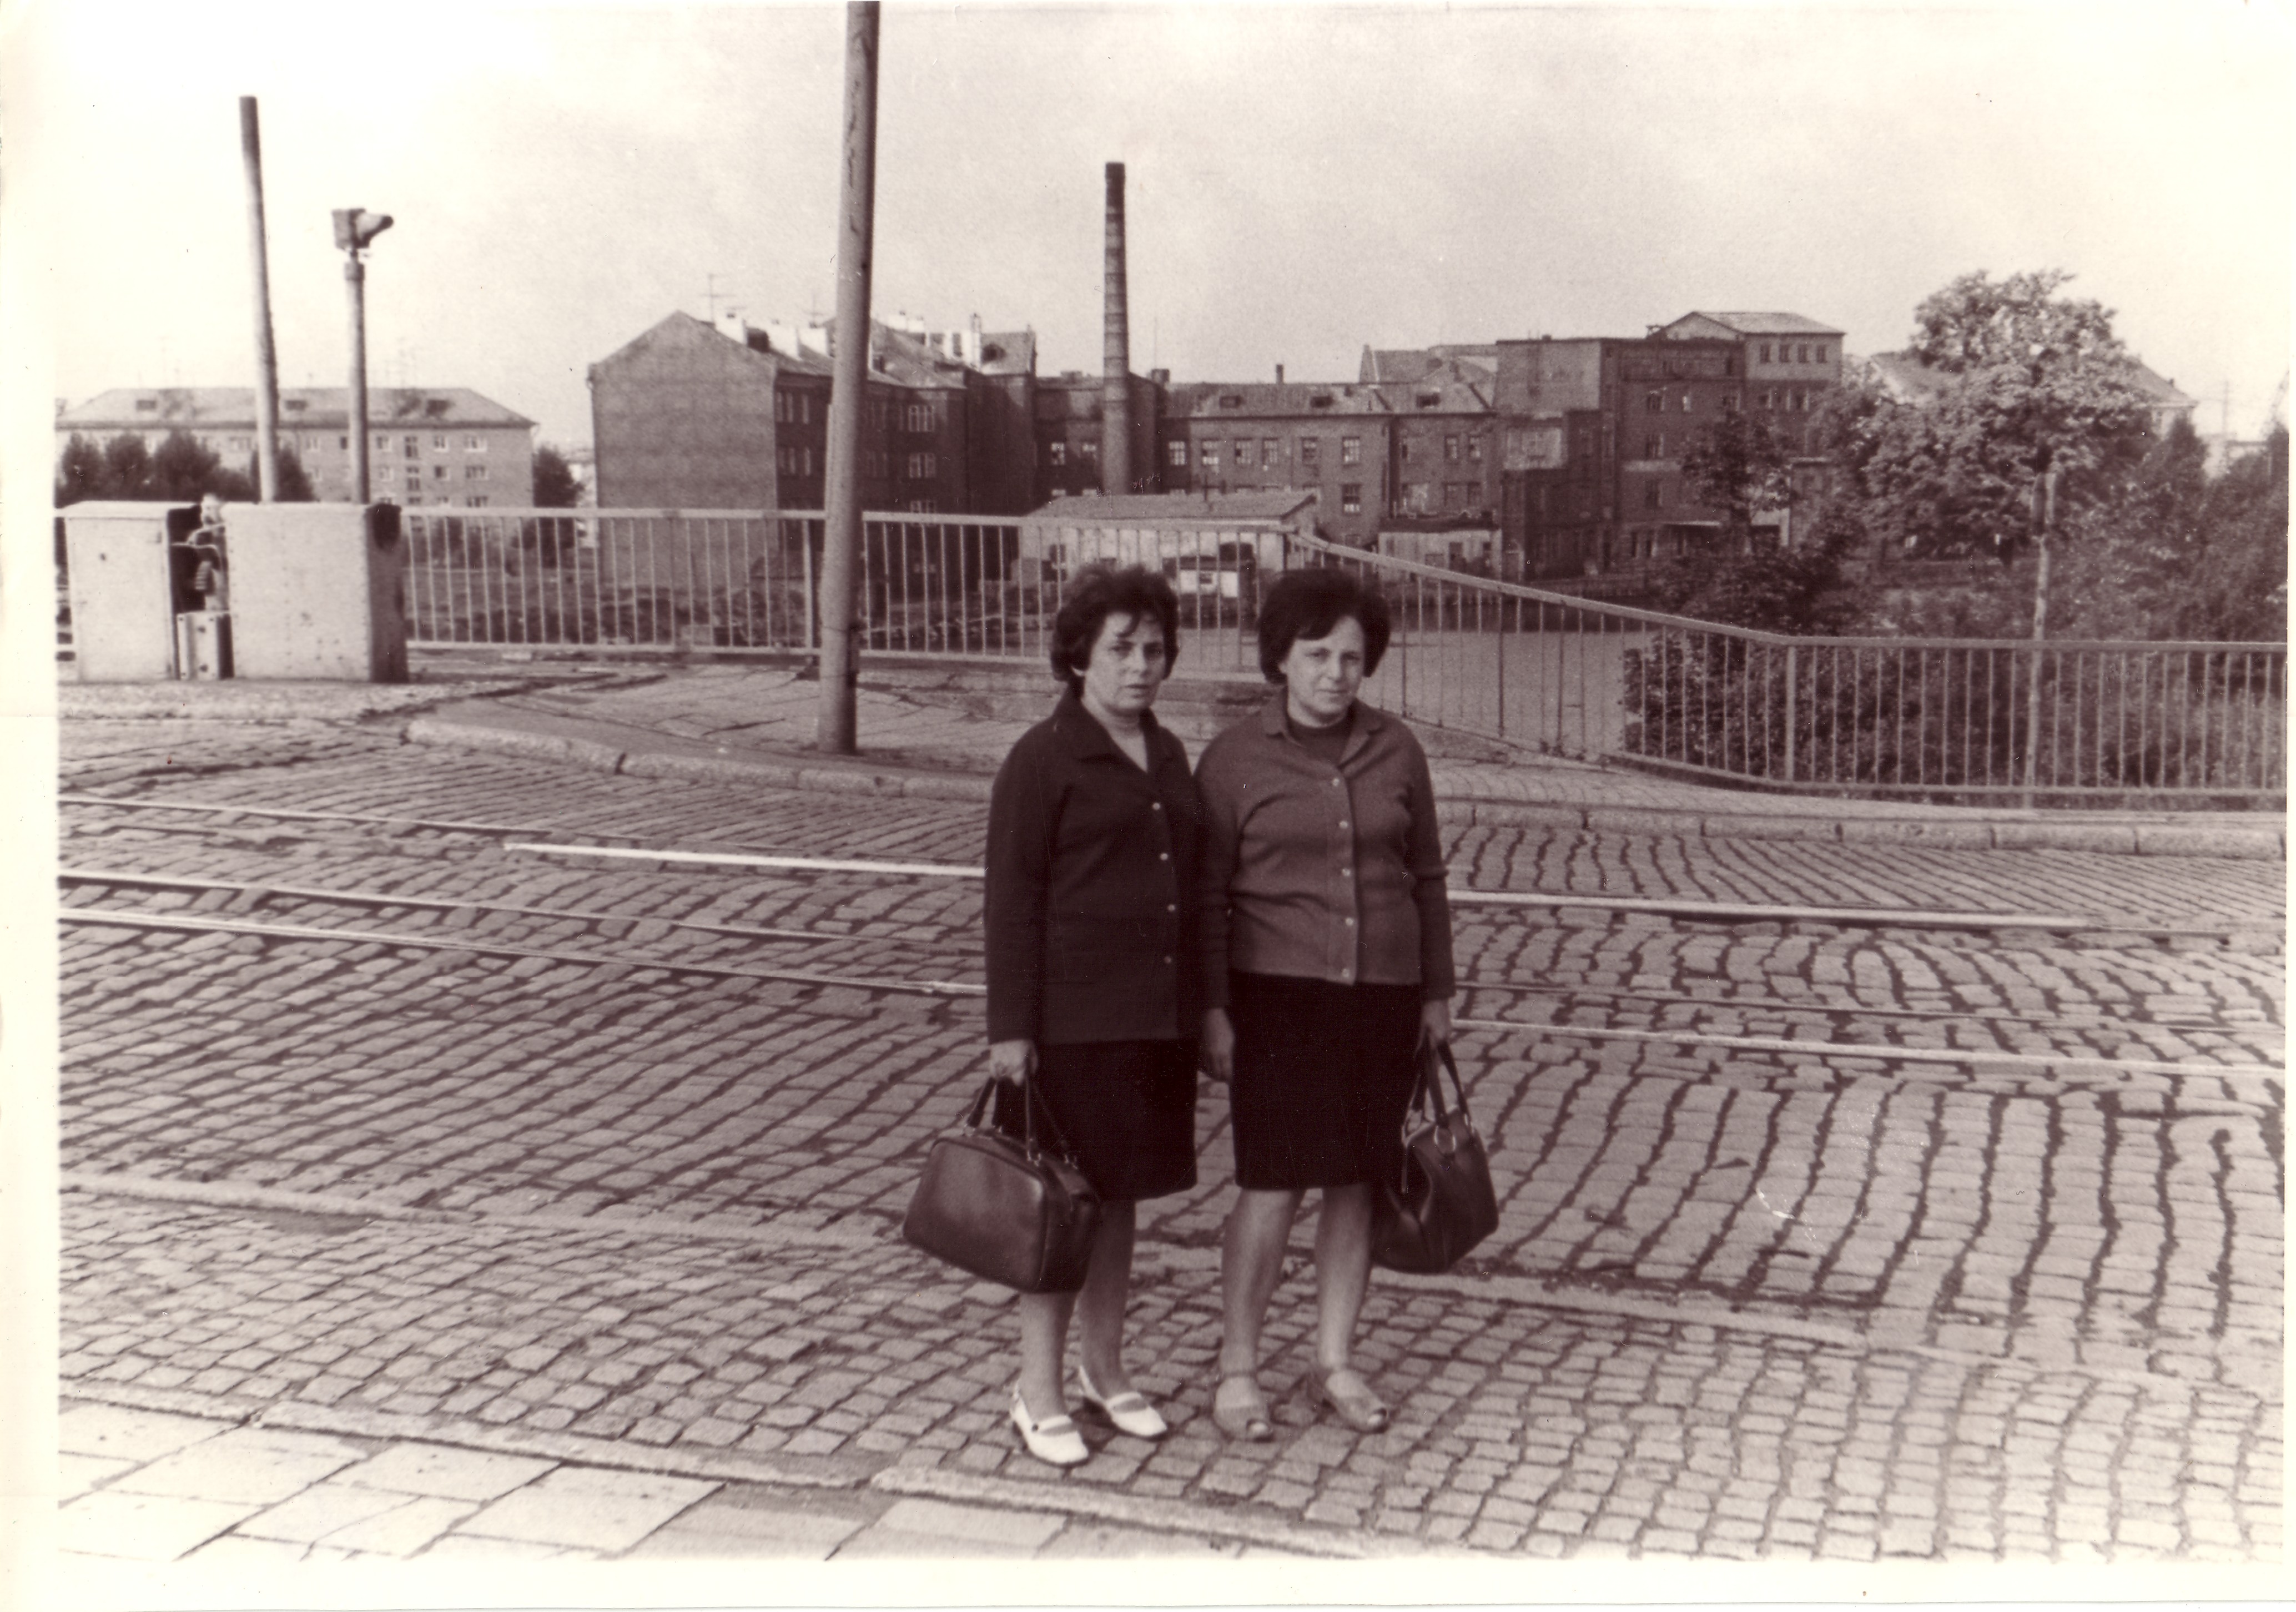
[60,1195,2280,1562]
[54,722,2287,1561]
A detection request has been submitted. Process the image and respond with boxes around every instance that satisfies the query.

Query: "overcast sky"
[18,0,2292,451]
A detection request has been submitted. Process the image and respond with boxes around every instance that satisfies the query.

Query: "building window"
[1235,439,1255,469]
[466,496,489,508]
[1723,394,1740,413]
[1680,392,1693,413]
[1467,437,1483,463]
[377,464,394,482]
[1443,483,1463,510]
[1814,345,1828,365]
[1645,390,1664,414]
[339,436,349,449]
[1444,435,1460,463]
[465,434,485,451]
[228,436,250,452]
[1299,437,1319,466]
[907,451,937,478]
[1645,482,1661,510]
[1644,435,1663,460]
[908,498,936,513]
[466,464,488,481]
[1762,390,1776,411]
[775,393,791,424]
[1201,446,1220,473]
[1262,437,1279,465]
[1048,441,1067,467]
[1340,483,1362,515]
[1341,436,1360,466]
[432,464,449,481]
[1079,440,1097,460]
[904,402,934,433]
[1167,440,1188,467]
[404,436,420,457]
[433,434,448,451]
[1759,343,1773,364]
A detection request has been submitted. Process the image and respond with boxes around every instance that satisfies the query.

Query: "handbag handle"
[1412,1041,1474,1129]
[969,1064,1082,1167]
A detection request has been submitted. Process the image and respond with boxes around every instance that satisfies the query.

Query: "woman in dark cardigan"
[983,562,1202,1468]
[1197,567,1454,1441]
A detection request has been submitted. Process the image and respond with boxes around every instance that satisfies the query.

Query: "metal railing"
[400,508,2286,807]
[1295,535,2287,807]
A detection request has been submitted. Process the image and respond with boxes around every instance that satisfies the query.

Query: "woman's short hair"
[1255,566,1392,682]
[1049,561,1181,692]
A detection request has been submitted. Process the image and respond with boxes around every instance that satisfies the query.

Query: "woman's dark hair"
[1049,561,1181,692]
[1255,566,1392,682]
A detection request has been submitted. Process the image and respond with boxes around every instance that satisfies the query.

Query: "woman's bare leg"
[1220,1188,1303,1377]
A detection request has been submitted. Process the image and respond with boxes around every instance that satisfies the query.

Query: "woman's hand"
[1418,998,1452,1050]
[1200,1008,1235,1085]
[989,1038,1036,1084]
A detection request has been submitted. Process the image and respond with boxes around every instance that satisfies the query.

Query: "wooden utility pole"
[817,1,879,754]
[2021,464,2060,806]
[239,97,281,501]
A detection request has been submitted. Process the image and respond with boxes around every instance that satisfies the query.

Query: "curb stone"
[402,712,2286,860]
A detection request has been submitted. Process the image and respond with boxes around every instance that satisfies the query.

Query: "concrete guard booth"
[1014,490,1318,604]
[61,501,407,684]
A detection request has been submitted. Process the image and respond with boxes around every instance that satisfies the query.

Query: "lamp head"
[333,209,394,251]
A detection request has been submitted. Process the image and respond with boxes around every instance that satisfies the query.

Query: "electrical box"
[61,501,202,682]
[225,502,408,682]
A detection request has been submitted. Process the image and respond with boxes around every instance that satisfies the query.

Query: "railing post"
[1784,643,1798,784]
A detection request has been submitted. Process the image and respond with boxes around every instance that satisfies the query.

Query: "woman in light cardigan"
[1196,567,1454,1441]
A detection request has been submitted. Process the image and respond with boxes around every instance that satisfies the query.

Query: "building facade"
[54,386,536,507]
[1155,381,1401,546]
[591,311,1156,517]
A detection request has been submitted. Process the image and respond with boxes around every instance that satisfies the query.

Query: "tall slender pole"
[239,97,281,501]
[817,1,879,755]
[346,255,370,503]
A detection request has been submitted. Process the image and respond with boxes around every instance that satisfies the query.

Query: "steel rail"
[59,909,984,999]
[59,868,2272,1036]
[64,792,2276,937]
[1447,1016,2283,1081]
[62,905,2281,1077]
[57,868,864,946]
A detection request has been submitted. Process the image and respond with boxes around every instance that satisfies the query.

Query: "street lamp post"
[334,208,394,502]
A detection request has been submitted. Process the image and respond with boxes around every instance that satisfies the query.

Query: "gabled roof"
[1857,350,2197,412]
[1661,311,1843,340]
[1360,346,1497,385]
[1025,489,1317,524]
[58,385,535,432]
[1182,381,1393,419]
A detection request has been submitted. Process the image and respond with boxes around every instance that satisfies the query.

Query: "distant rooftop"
[59,386,535,431]
[1662,311,1845,339]
[1025,489,1317,524]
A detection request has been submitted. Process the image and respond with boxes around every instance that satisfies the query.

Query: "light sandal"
[1075,1364,1168,1440]
[1212,1373,1273,1442]
[1010,1387,1088,1467]
[1312,1367,1390,1433]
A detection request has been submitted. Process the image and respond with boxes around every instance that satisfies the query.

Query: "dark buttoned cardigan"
[984,689,1204,1045]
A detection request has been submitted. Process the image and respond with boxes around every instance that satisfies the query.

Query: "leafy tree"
[532,444,580,508]
[150,431,224,500]
[56,433,107,506]
[101,433,153,498]
[1647,521,1861,636]
[1847,270,2159,563]
[265,444,316,502]
[1679,411,1791,550]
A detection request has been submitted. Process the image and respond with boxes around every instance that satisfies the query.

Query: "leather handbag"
[1371,1041,1499,1274]
[902,1072,1102,1293]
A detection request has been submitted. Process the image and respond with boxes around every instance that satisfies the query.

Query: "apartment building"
[54,386,536,506]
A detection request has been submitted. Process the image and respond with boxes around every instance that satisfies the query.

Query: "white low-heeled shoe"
[1010,1388,1089,1467]
[1075,1364,1169,1440]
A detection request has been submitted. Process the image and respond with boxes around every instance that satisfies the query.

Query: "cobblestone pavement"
[51,717,2285,1567]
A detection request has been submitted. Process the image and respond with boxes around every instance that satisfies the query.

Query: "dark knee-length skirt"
[1031,1038,1200,1202]
[1227,971,1422,1192]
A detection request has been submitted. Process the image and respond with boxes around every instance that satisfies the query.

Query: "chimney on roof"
[1276,363,1285,385]
[1101,162,1132,497]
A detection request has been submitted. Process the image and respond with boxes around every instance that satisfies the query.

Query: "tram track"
[60,891,2285,1080]
[64,790,2286,944]
[56,865,2277,1037]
